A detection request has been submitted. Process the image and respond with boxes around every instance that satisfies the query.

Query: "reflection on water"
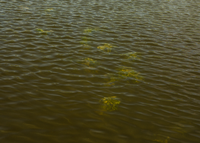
[0,0,200,143]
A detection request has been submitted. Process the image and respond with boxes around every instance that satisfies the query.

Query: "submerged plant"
[97,43,114,52]
[118,67,143,81]
[83,58,97,67]
[100,96,120,111]
[83,28,98,34]
[35,28,53,34]
[154,137,170,143]
[121,52,140,60]
[104,67,143,86]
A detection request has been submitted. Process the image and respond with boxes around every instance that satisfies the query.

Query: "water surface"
[0,0,200,142]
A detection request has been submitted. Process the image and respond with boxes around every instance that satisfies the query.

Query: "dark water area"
[0,0,200,142]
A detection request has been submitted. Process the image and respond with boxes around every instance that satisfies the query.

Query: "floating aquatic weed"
[97,43,114,52]
[104,67,143,86]
[83,28,98,34]
[35,28,53,34]
[118,67,143,82]
[45,8,54,12]
[121,52,140,60]
[100,96,120,112]
[82,58,98,67]
[154,137,170,143]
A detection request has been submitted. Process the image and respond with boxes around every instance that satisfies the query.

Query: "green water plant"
[100,96,120,111]
[105,67,143,86]
[82,58,98,67]
[35,28,53,34]
[154,137,170,143]
[121,52,140,60]
[83,28,98,34]
[97,43,114,52]
[118,67,143,81]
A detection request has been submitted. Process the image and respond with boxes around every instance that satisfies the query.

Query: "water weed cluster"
[35,28,53,34]
[97,43,114,52]
[100,96,120,112]
[34,25,144,113]
[79,28,144,112]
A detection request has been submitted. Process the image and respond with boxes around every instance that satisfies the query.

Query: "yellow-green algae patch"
[118,67,143,81]
[121,52,140,60]
[105,67,144,86]
[35,28,53,34]
[82,58,98,67]
[45,8,54,12]
[97,43,114,52]
[100,96,120,112]
[83,28,99,33]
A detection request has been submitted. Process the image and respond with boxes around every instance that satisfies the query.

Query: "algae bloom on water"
[121,52,140,60]
[100,96,120,111]
[83,28,98,34]
[82,58,98,67]
[97,43,114,52]
[118,67,143,81]
[35,28,53,34]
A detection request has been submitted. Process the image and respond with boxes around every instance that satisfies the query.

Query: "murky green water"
[0,0,200,142]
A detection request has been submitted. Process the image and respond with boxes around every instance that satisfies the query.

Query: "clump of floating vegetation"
[154,137,170,143]
[97,43,114,52]
[105,67,143,86]
[118,67,143,81]
[121,52,140,60]
[45,8,54,12]
[35,28,53,34]
[82,58,98,67]
[100,96,120,111]
[83,28,99,34]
